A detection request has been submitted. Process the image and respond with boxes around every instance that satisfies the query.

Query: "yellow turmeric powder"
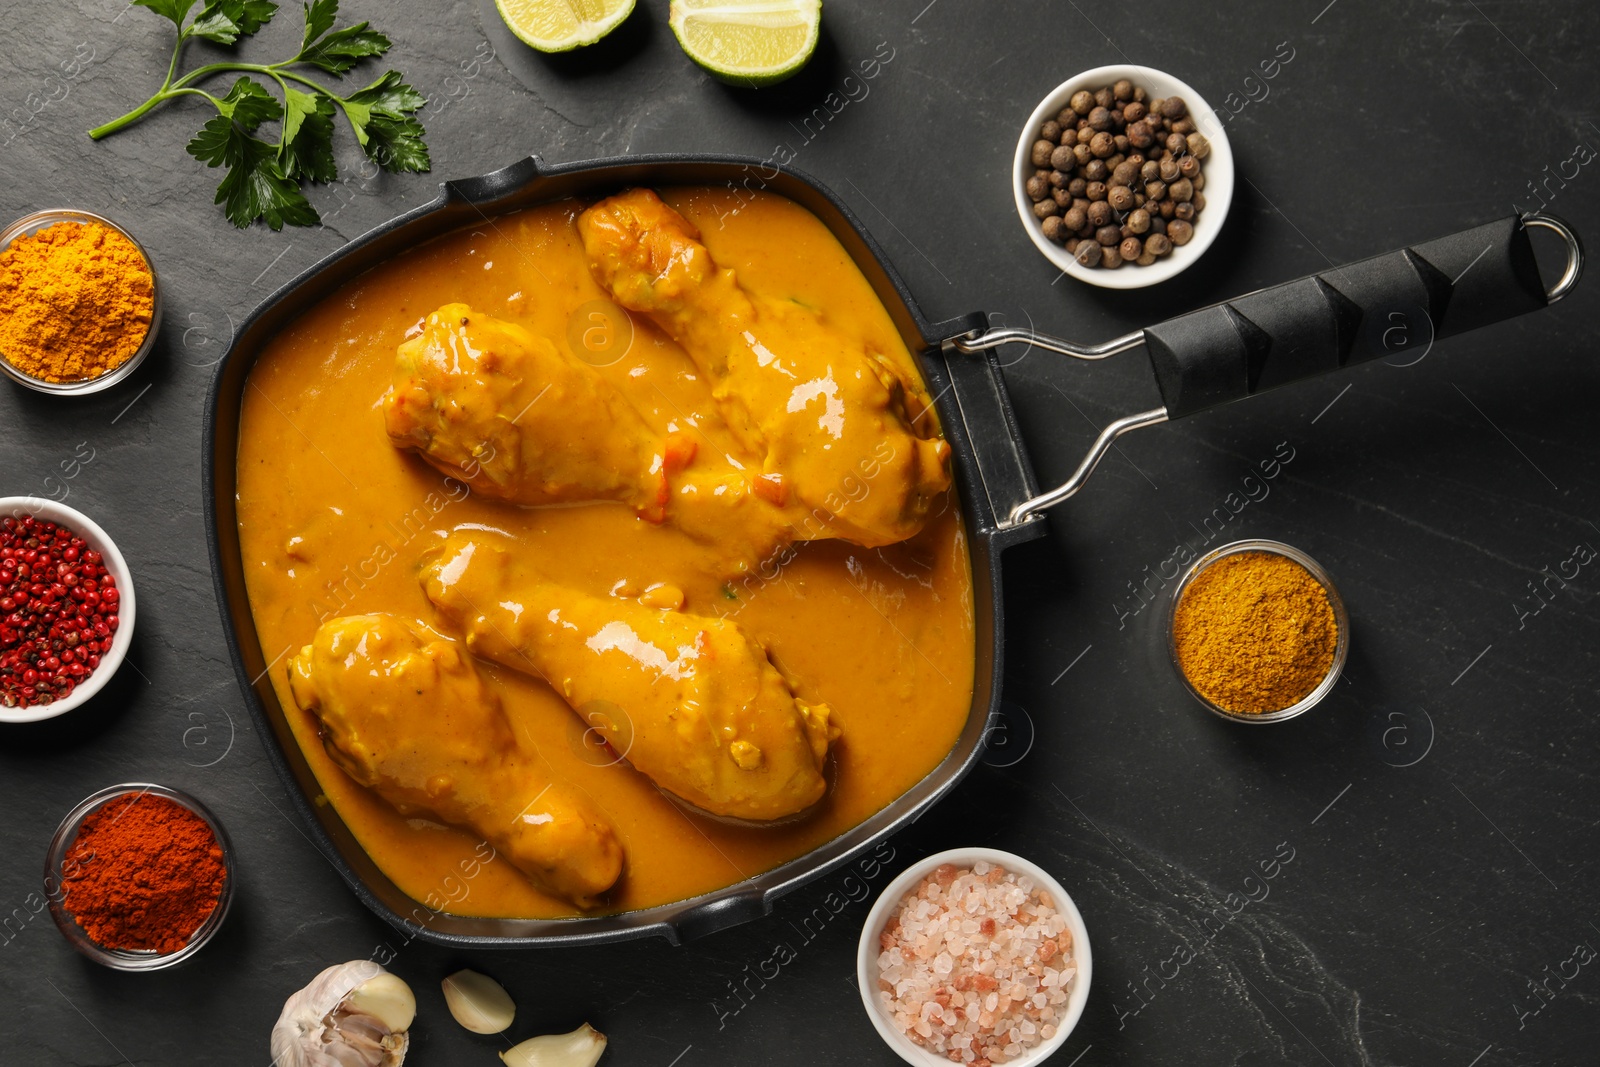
[0,219,154,383]
[1172,550,1338,714]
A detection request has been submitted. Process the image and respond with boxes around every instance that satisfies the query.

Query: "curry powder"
[1172,551,1338,714]
[0,220,153,383]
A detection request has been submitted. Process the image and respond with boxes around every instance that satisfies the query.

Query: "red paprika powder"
[61,792,227,953]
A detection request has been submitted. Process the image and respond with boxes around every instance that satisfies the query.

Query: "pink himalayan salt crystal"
[876,863,1075,1063]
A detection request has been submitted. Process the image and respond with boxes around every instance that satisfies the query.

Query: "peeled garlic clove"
[500,1023,607,1067]
[441,968,515,1034]
[271,960,415,1067]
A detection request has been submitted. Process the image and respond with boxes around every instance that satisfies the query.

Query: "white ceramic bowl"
[0,498,136,723]
[1013,64,1235,289]
[857,847,1093,1066]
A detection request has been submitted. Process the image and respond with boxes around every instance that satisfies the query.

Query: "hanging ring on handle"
[951,325,1147,361]
[1004,406,1169,527]
[1521,212,1584,303]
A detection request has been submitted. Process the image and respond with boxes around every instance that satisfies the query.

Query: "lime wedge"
[496,0,636,52]
[669,0,822,87]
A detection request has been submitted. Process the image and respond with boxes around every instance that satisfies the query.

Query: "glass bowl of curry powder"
[0,209,160,395]
[1168,540,1349,723]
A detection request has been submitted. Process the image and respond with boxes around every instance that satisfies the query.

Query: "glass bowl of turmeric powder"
[1167,540,1349,723]
[0,209,160,395]
[44,783,234,971]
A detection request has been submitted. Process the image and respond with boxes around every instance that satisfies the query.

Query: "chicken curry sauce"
[237,187,976,918]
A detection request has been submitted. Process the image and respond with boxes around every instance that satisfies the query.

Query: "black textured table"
[3,1,1597,1064]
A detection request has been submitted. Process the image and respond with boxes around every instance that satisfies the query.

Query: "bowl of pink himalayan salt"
[857,848,1092,1066]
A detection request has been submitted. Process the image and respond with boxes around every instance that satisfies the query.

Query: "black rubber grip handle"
[1144,216,1549,419]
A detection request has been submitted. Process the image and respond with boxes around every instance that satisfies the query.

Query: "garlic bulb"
[500,1023,607,1067]
[271,960,416,1067]
[441,969,515,1034]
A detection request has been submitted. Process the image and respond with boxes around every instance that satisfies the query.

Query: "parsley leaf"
[343,70,429,172]
[189,0,278,43]
[215,137,318,230]
[301,0,339,50]
[132,0,200,27]
[186,79,314,229]
[299,14,391,75]
[279,88,337,182]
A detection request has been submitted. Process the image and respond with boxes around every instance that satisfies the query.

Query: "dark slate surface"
[2,0,1596,1063]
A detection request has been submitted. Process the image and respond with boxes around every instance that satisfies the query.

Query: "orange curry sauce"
[236,188,976,918]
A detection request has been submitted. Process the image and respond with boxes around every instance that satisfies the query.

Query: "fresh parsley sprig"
[89,0,430,230]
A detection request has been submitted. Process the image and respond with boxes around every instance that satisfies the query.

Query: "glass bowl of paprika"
[45,783,234,971]
[0,208,161,396]
[1167,539,1350,724]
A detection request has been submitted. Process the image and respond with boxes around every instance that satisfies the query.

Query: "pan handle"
[951,212,1582,527]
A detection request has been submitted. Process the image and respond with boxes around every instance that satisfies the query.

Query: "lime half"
[669,0,822,87]
[496,0,636,52]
